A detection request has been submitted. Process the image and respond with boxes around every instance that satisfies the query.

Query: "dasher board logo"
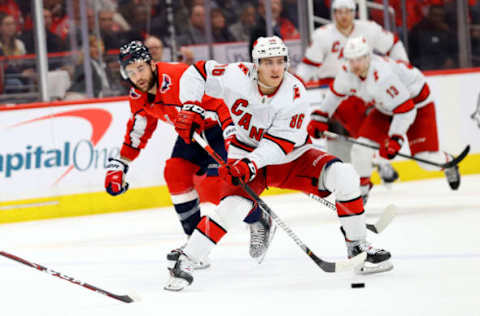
[471,93,480,128]
[1,108,117,185]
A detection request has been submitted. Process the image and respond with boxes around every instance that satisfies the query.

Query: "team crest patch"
[160,74,172,93]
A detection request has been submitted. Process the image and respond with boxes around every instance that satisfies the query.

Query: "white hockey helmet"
[344,36,370,59]
[332,0,356,11]
[251,36,289,79]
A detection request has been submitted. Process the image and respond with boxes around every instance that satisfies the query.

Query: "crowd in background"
[1,0,480,103]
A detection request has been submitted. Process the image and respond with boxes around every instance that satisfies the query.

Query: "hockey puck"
[351,282,365,288]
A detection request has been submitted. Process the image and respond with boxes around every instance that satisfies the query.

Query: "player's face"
[334,8,354,29]
[348,55,369,77]
[258,56,286,88]
[125,61,156,92]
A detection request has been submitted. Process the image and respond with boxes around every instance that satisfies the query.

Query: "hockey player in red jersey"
[104,41,269,268]
[296,0,408,188]
[164,36,393,291]
[307,37,461,196]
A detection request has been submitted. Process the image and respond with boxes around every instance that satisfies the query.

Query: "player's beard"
[134,70,157,92]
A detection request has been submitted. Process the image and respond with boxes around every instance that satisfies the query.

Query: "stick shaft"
[323,131,446,167]
[0,251,134,303]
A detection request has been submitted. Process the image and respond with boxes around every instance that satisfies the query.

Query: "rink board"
[1,68,480,224]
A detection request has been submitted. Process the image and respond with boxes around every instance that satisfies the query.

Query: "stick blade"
[334,252,367,273]
[112,294,136,303]
[443,145,470,168]
[371,204,397,234]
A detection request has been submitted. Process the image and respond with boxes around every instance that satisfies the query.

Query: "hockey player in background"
[307,37,461,197]
[104,41,271,268]
[164,36,393,291]
[296,0,409,195]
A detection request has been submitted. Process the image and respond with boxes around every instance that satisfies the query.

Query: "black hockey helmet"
[119,40,152,79]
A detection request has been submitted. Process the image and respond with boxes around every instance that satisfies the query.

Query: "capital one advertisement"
[0,100,177,202]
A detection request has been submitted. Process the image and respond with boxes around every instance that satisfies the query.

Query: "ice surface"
[1,175,479,316]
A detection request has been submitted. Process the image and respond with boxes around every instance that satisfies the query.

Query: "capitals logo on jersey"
[160,74,172,93]
[129,88,141,99]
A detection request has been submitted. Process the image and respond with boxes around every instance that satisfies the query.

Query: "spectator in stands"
[0,12,27,93]
[471,24,480,67]
[98,8,123,50]
[65,35,124,99]
[145,34,195,65]
[249,0,299,59]
[144,35,164,62]
[0,0,23,32]
[216,0,242,25]
[0,13,25,56]
[409,5,457,70]
[21,8,67,54]
[178,4,207,46]
[211,8,235,43]
[369,0,425,31]
[229,3,256,42]
[282,0,299,28]
[45,0,70,41]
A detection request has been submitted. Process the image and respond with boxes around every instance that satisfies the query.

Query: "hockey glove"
[175,103,205,144]
[223,124,236,152]
[105,158,129,196]
[307,110,329,139]
[218,158,257,186]
[379,135,404,160]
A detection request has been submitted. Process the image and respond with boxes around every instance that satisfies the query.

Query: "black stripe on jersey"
[154,101,182,107]
[337,196,363,204]
[123,142,140,151]
[231,136,255,152]
[194,63,207,81]
[263,133,295,155]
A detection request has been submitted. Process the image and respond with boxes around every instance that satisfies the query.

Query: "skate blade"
[192,260,211,270]
[164,275,190,292]
[255,222,278,264]
[355,260,394,275]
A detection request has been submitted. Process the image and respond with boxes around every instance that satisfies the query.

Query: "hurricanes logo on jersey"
[293,85,300,100]
[160,74,172,93]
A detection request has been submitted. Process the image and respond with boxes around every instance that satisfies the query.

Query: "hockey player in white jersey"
[164,36,393,291]
[308,36,461,198]
[296,0,408,190]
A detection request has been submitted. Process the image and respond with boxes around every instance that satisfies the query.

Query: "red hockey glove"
[218,158,258,186]
[105,158,129,196]
[379,135,404,160]
[175,103,205,144]
[307,110,329,139]
[223,124,236,152]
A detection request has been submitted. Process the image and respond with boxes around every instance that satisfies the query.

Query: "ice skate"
[249,211,277,263]
[376,162,399,184]
[444,156,460,190]
[340,226,393,274]
[167,245,210,270]
[164,250,194,291]
[346,239,393,274]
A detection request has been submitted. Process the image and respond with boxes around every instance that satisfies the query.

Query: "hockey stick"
[0,250,136,303]
[323,131,470,169]
[307,193,396,234]
[192,133,366,273]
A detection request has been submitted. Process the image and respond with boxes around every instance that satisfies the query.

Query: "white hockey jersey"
[296,20,408,83]
[179,61,311,169]
[321,55,433,137]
